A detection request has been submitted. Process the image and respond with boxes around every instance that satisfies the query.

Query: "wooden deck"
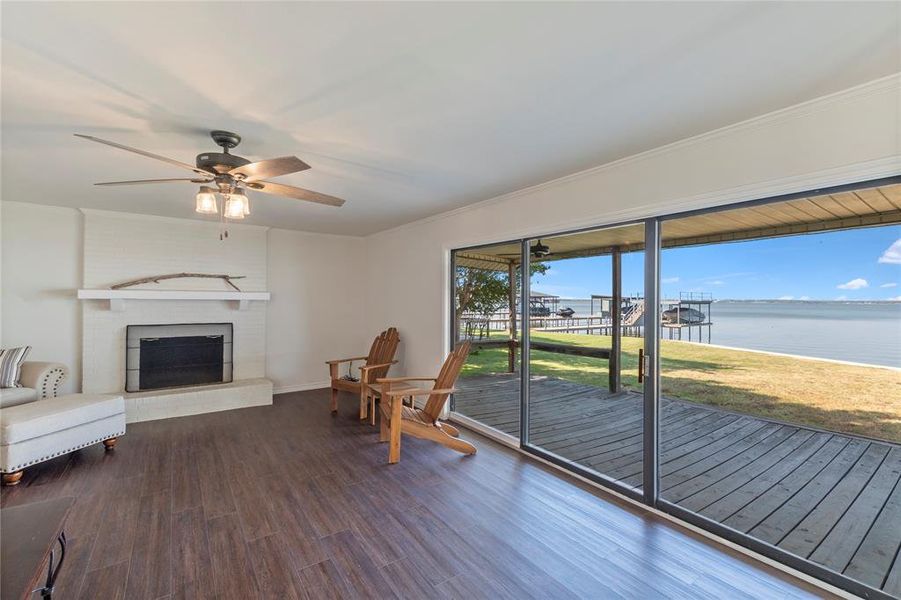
[455,373,901,597]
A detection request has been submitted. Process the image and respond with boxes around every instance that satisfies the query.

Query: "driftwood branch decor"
[110,273,246,291]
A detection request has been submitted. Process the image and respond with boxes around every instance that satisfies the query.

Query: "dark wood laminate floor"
[455,373,901,597]
[1,389,839,599]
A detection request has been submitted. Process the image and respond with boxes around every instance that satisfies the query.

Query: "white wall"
[267,229,368,393]
[0,202,83,393]
[363,74,901,379]
[82,209,269,290]
[80,210,270,393]
[0,203,369,395]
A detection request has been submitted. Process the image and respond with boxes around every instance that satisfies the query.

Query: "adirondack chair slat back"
[422,341,471,421]
[365,327,400,381]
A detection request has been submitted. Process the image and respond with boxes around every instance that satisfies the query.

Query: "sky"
[532,225,901,301]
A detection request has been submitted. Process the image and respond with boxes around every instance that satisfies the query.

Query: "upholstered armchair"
[0,362,69,408]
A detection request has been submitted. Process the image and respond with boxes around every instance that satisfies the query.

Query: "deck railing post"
[643,219,660,506]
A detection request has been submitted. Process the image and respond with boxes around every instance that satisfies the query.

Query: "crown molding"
[437,156,901,252]
[371,73,901,240]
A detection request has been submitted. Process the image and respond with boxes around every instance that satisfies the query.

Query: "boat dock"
[461,291,714,342]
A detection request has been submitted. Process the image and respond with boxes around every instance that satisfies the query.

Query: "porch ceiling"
[455,181,901,270]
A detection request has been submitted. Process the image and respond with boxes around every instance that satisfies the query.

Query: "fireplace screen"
[126,323,233,392]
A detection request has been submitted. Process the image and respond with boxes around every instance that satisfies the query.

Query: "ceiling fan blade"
[248,181,345,207]
[228,156,310,183]
[94,178,212,186]
[74,133,213,176]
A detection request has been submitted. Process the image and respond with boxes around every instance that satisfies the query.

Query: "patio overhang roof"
[456,181,901,270]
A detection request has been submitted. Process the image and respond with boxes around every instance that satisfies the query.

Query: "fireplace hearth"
[126,323,233,392]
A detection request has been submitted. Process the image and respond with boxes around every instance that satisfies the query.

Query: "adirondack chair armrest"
[376,376,437,383]
[358,361,397,372]
[325,356,369,365]
[383,387,456,397]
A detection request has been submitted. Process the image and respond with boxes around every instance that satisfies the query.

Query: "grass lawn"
[461,331,901,442]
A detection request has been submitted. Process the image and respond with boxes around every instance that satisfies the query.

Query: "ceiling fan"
[498,239,552,260]
[531,239,551,258]
[74,130,346,222]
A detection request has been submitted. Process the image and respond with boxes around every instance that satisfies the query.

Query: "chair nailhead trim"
[40,368,66,400]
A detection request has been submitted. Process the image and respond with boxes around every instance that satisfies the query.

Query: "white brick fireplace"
[78,209,273,422]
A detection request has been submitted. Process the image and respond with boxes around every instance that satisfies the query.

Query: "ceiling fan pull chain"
[219,202,228,241]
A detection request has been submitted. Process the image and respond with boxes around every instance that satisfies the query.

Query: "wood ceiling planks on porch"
[454,373,901,596]
[454,182,901,269]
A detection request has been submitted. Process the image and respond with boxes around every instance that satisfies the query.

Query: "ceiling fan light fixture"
[224,193,247,219]
[531,239,550,257]
[195,186,218,214]
[230,188,250,216]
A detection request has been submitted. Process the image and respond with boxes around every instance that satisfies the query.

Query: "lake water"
[552,299,901,368]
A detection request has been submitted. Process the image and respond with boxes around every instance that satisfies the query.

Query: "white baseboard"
[273,380,330,395]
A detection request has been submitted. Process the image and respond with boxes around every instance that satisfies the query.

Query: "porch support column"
[520,240,531,446]
[609,247,622,393]
[508,260,517,373]
[643,219,661,505]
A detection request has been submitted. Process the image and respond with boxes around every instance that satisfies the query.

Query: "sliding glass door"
[449,176,901,599]
[520,224,649,495]
[451,241,522,440]
[656,190,901,598]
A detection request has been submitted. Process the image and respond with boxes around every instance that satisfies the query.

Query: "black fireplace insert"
[125,323,233,392]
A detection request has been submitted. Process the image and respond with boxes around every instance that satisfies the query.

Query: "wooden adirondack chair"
[326,327,400,420]
[373,341,475,464]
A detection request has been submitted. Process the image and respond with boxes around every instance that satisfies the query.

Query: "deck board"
[454,373,901,596]
[699,432,832,522]
[810,447,901,573]
[843,461,901,590]
[749,438,869,545]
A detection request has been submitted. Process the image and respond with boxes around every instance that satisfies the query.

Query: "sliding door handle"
[638,348,644,383]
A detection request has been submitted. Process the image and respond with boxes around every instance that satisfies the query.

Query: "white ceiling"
[2,2,899,236]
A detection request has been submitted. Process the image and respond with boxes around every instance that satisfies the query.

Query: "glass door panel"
[451,242,523,440]
[657,187,901,597]
[525,223,646,491]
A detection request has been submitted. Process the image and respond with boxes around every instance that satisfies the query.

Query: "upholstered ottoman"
[0,393,125,485]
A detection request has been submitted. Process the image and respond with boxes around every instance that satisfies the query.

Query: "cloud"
[662,276,680,284]
[837,278,868,290]
[778,295,794,300]
[835,295,848,301]
[709,280,725,286]
[878,239,901,264]
[880,282,898,288]
[799,296,811,301]
[889,296,901,301]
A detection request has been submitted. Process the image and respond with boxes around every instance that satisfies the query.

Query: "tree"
[455,262,549,325]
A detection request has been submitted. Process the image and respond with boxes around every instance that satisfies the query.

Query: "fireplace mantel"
[77,289,270,311]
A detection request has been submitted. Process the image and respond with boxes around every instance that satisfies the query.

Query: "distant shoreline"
[713,299,900,304]
[532,297,900,368]
[548,297,900,304]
